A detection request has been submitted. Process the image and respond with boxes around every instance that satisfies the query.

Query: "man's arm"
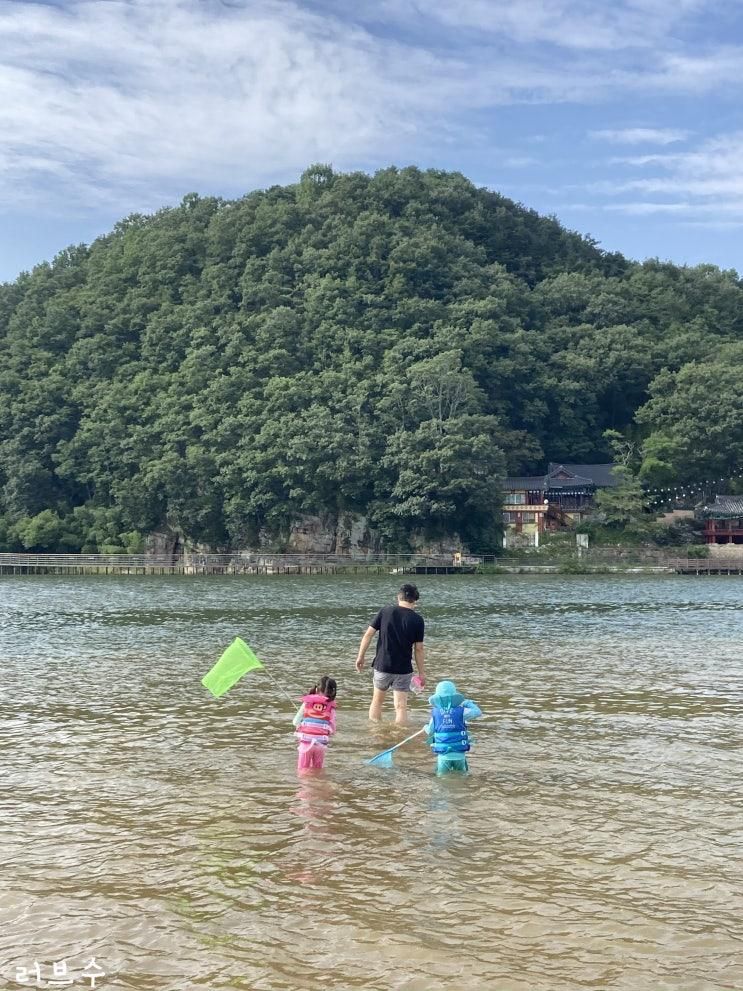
[414,642,426,687]
[355,626,377,671]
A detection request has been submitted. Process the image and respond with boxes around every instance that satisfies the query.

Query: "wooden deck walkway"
[392,565,478,575]
[673,558,743,575]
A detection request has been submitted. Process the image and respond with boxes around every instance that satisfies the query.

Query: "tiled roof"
[546,472,595,489]
[700,495,743,518]
[503,476,548,489]
[548,463,620,487]
[504,462,621,491]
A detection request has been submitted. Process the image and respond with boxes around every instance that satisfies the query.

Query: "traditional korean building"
[502,463,619,541]
[699,496,743,545]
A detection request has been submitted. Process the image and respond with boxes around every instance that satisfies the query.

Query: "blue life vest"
[430,704,470,754]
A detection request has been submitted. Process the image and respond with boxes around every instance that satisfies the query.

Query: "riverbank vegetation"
[1,165,742,553]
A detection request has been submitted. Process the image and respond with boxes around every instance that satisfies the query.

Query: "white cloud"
[0,0,479,211]
[345,0,709,51]
[648,48,743,92]
[598,132,743,222]
[622,177,743,196]
[0,0,739,217]
[623,133,743,190]
[0,0,598,213]
[680,219,743,229]
[502,155,540,167]
[0,0,650,211]
[609,153,681,165]
[591,128,690,145]
[605,201,699,214]
[605,203,743,228]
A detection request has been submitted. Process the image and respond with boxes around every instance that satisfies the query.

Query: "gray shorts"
[373,671,413,693]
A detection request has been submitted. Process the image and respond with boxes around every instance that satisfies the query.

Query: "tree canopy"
[1,166,741,552]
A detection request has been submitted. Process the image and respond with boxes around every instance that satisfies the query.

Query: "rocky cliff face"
[146,529,183,557]
[286,513,380,554]
[147,512,462,557]
[267,512,462,555]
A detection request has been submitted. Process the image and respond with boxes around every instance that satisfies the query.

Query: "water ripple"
[0,574,742,990]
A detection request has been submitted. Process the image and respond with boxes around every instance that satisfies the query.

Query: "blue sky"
[1,0,743,282]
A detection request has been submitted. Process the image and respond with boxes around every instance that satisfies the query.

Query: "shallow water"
[0,574,741,991]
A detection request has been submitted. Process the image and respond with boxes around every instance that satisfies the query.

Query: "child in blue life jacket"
[424,680,482,773]
[293,676,337,773]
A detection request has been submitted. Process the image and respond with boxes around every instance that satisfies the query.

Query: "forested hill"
[1,165,742,554]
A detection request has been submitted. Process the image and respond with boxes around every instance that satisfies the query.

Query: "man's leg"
[392,689,409,725]
[368,687,387,721]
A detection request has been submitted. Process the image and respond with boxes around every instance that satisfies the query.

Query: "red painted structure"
[700,496,743,544]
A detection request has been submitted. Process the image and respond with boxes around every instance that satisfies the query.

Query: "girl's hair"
[311,675,337,701]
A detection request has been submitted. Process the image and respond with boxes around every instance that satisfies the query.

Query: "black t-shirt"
[370,605,425,674]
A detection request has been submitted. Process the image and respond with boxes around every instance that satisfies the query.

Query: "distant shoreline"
[1,551,742,577]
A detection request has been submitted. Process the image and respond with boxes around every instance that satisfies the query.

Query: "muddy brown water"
[0,574,741,991]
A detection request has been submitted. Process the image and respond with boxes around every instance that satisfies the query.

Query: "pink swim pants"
[297,740,327,771]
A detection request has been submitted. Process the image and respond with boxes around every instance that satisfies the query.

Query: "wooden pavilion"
[699,496,743,545]
[502,463,619,539]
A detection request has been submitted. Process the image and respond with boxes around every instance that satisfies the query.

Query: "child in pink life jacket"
[293,676,337,772]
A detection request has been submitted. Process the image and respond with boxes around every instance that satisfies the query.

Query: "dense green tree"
[594,472,648,526]
[0,165,741,552]
[637,344,743,483]
[591,431,648,526]
[379,416,506,550]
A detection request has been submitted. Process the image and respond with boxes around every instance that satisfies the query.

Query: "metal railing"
[0,551,468,568]
[0,552,182,567]
[1,551,742,572]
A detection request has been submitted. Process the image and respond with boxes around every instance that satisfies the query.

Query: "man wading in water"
[355,584,426,724]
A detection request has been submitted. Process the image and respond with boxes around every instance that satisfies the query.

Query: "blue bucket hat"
[428,680,466,709]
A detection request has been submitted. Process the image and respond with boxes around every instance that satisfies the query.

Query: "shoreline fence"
[0,551,472,576]
[1,551,743,576]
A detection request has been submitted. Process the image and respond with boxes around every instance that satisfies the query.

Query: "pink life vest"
[298,693,335,736]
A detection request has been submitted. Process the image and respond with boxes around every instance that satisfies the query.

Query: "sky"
[2,0,743,281]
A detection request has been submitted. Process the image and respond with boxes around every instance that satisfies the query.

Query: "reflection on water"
[1,574,742,990]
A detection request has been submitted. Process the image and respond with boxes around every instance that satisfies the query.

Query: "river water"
[0,574,741,991]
